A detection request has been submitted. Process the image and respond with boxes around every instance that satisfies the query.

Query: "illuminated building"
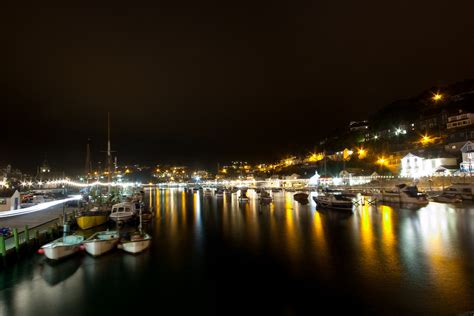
[400,152,457,178]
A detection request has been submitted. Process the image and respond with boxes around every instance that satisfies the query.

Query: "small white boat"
[374,184,429,205]
[38,235,84,260]
[239,189,250,202]
[118,232,152,254]
[109,202,137,223]
[313,194,353,211]
[82,230,120,256]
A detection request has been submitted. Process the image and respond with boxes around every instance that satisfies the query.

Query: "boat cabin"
[111,201,141,214]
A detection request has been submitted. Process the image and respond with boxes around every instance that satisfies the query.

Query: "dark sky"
[1,1,474,174]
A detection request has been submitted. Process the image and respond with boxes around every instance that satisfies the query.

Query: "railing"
[0,210,76,256]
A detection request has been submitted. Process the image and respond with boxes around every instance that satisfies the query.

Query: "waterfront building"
[447,112,474,129]
[400,152,457,178]
[460,141,474,173]
[0,189,20,211]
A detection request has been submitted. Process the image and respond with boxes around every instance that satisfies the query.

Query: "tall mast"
[107,112,112,188]
[85,138,91,182]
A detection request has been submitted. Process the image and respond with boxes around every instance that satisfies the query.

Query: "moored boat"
[374,184,429,205]
[239,189,250,202]
[109,201,139,223]
[82,230,120,256]
[431,193,462,203]
[313,194,353,211]
[259,190,272,203]
[118,231,152,254]
[294,192,309,201]
[38,235,84,260]
[76,207,109,230]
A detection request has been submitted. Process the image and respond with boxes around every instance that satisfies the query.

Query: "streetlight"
[432,93,443,102]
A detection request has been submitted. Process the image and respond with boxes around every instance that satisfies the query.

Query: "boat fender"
[79,245,85,251]
[37,248,44,254]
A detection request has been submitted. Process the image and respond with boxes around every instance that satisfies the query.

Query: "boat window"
[118,207,124,212]
[463,188,471,193]
[125,208,130,212]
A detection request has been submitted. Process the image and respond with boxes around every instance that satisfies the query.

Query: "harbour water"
[1,188,474,315]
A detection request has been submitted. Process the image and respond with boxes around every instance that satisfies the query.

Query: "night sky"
[1,2,474,173]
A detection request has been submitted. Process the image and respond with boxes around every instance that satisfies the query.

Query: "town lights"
[358,148,367,159]
[432,93,443,101]
[420,134,433,145]
[376,157,387,166]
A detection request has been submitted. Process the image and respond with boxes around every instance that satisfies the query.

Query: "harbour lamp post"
[432,93,443,102]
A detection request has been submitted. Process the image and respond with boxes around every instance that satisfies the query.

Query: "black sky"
[1,1,474,173]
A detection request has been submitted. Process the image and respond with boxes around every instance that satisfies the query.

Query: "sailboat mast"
[107,112,112,188]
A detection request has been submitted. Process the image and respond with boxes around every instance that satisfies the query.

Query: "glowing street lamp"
[420,134,433,145]
[432,93,443,102]
[358,148,367,159]
[376,157,387,166]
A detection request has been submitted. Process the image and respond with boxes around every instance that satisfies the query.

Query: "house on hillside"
[400,151,457,178]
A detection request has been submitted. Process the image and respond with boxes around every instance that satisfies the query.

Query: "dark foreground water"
[1,188,474,315]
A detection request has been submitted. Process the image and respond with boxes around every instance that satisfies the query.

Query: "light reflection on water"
[1,188,474,315]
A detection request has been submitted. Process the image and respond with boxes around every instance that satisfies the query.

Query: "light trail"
[0,195,82,218]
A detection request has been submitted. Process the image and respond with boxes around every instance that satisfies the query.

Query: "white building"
[400,152,457,178]
[0,189,21,212]
[447,112,474,129]
[460,141,474,173]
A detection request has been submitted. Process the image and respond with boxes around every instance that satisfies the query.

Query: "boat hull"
[313,197,353,211]
[43,245,82,260]
[77,215,108,230]
[83,238,119,256]
[374,193,429,205]
[109,213,134,223]
[119,239,151,254]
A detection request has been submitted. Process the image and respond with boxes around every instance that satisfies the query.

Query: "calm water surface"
[1,188,474,315]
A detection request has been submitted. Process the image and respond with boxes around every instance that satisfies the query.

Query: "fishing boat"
[82,230,120,256]
[109,201,139,223]
[118,207,151,254]
[38,235,84,260]
[76,206,109,230]
[313,193,353,211]
[374,184,429,205]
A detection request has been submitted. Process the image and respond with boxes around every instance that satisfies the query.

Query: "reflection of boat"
[313,194,353,211]
[316,207,352,220]
[76,207,109,230]
[431,193,462,203]
[294,192,309,202]
[39,235,84,260]
[109,202,139,223]
[39,257,83,286]
[83,230,120,256]
[374,184,429,205]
